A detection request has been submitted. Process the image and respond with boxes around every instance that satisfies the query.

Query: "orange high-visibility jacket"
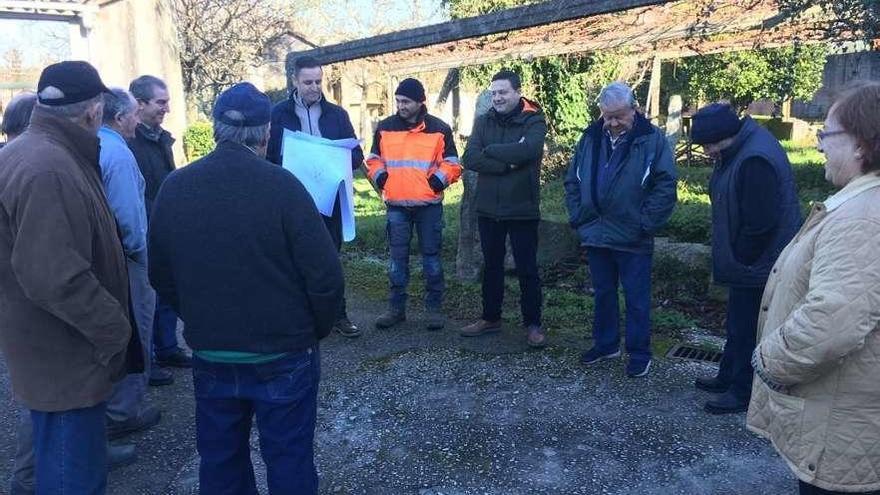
[365,111,461,206]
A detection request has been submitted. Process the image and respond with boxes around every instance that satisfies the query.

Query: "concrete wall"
[90,0,187,163]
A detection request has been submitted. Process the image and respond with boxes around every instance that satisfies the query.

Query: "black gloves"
[376,173,388,190]
[428,175,445,192]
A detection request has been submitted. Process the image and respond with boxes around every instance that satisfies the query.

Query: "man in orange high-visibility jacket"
[365,78,462,331]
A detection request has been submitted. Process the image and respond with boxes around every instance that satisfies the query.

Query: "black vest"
[709,117,802,287]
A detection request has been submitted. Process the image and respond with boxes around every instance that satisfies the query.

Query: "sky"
[0,20,70,66]
[0,0,447,70]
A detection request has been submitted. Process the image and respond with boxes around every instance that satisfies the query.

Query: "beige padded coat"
[748,173,880,493]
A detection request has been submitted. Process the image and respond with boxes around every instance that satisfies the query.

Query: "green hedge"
[183,121,214,162]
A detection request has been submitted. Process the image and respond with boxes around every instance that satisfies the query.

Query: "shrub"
[183,121,214,161]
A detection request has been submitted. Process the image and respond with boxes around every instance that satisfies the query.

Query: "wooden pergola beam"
[286,0,673,70]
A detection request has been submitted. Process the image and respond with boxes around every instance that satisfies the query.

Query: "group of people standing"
[1,54,879,495]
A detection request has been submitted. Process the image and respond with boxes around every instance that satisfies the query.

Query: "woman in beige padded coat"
[747,81,880,495]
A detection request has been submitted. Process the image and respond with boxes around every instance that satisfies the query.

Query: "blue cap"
[212,82,271,126]
[690,103,742,145]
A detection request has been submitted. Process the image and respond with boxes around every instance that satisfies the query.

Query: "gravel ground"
[0,294,795,494]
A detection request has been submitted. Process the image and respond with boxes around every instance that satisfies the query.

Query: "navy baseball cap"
[691,103,743,145]
[37,61,111,106]
[212,82,271,126]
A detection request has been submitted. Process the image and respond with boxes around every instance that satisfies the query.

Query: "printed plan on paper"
[281,130,359,241]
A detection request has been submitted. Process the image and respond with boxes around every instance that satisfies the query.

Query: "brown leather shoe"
[526,325,547,348]
[460,319,502,337]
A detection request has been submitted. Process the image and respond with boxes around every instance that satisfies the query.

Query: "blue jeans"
[386,204,444,311]
[193,348,321,495]
[153,296,180,359]
[586,247,653,364]
[30,403,108,495]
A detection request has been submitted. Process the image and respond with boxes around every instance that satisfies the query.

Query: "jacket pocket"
[767,388,807,463]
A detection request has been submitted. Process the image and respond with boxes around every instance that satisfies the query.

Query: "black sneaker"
[156,348,192,368]
[148,367,174,387]
[107,405,161,440]
[626,359,652,378]
[375,310,406,329]
[334,317,362,338]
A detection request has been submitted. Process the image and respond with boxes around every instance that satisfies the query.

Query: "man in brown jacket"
[0,61,139,494]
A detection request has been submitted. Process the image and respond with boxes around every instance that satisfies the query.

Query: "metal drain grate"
[666,343,723,364]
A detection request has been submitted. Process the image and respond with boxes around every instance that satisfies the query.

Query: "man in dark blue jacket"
[564,82,677,378]
[149,82,343,494]
[690,103,801,414]
[267,56,364,338]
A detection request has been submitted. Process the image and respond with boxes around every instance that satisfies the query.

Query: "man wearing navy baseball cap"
[148,82,343,494]
[0,60,143,494]
[690,102,802,414]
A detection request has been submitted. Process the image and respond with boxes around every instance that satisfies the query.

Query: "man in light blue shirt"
[99,88,161,439]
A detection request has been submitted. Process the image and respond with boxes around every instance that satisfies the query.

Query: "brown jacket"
[0,107,133,411]
[748,173,880,492]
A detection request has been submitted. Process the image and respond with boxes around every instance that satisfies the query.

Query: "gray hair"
[2,91,37,137]
[102,88,137,125]
[213,110,269,147]
[597,81,637,109]
[129,75,167,102]
[36,87,102,119]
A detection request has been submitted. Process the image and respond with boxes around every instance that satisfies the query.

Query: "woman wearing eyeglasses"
[747,80,880,495]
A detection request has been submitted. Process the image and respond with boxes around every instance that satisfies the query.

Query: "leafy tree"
[461,52,624,146]
[669,44,827,111]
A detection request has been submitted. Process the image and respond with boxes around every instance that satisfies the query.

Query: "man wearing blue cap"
[148,82,344,494]
[690,102,802,414]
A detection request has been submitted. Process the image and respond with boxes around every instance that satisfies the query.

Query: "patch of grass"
[344,142,832,342]
[652,307,698,333]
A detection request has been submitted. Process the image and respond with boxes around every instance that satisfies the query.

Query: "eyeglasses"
[816,129,846,142]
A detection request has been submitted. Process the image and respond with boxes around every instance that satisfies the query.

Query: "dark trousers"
[478,217,542,326]
[324,199,347,320]
[586,247,653,364]
[193,349,321,495]
[799,480,880,494]
[153,296,180,359]
[30,403,107,495]
[717,287,763,401]
[386,204,444,311]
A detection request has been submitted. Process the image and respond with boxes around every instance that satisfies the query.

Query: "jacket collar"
[291,90,323,111]
[99,125,126,144]
[29,106,100,170]
[488,97,542,125]
[395,105,428,131]
[823,172,880,213]
[136,122,175,145]
[719,116,758,164]
[586,111,653,142]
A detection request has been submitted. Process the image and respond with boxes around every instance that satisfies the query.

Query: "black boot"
[704,391,749,415]
[695,376,729,393]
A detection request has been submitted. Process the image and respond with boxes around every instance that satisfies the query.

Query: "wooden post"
[646,55,662,123]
